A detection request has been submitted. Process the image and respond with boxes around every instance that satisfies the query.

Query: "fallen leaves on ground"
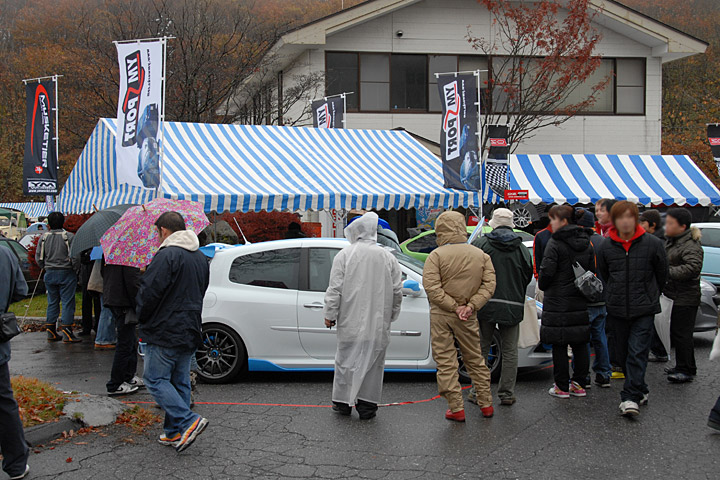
[10,376,68,428]
[115,405,161,433]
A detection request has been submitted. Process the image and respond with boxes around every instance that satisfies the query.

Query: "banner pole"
[475,70,484,225]
[53,75,59,175]
[158,37,168,199]
[342,93,347,129]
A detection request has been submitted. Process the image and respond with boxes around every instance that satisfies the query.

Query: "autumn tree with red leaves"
[468,0,610,150]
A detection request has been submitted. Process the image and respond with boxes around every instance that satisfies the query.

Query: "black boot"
[46,323,61,342]
[355,399,378,420]
[59,326,82,343]
[332,402,352,416]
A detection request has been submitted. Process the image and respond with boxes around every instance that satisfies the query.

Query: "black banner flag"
[312,97,344,128]
[708,124,720,176]
[24,80,58,195]
[437,74,479,191]
[486,124,510,198]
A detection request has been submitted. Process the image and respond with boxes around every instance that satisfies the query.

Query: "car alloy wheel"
[456,330,502,383]
[196,324,245,384]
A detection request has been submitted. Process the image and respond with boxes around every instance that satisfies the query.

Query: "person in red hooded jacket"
[597,201,668,418]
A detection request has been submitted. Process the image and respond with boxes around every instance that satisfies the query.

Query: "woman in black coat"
[538,205,595,398]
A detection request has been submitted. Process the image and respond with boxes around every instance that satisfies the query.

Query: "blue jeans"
[143,344,198,436]
[587,305,612,378]
[44,269,77,326]
[610,314,654,403]
[95,300,117,345]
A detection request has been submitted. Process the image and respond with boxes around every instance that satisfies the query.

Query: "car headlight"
[701,280,717,296]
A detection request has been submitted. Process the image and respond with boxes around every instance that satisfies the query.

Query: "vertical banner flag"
[24,80,58,195]
[486,124,511,198]
[116,40,163,189]
[437,74,479,191]
[312,97,344,128]
[708,125,720,176]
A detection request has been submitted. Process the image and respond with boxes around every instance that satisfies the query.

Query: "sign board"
[504,190,529,201]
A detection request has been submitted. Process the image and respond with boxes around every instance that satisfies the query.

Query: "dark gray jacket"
[1,247,29,365]
[35,229,79,272]
[663,227,703,307]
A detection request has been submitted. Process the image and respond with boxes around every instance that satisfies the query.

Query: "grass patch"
[11,376,68,428]
[9,293,82,318]
[115,405,162,434]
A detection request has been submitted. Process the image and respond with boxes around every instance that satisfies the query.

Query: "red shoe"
[445,409,465,422]
[480,406,494,418]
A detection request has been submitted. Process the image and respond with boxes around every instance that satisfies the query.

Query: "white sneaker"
[9,465,30,479]
[128,375,145,388]
[108,382,140,396]
[639,394,648,406]
[619,400,639,417]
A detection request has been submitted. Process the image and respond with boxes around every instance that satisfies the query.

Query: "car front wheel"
[457,330,502,384]
[196,323,247,384]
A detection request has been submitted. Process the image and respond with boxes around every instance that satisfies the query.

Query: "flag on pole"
[437,74,479,191]
[115,39,164,189]
[24,80,58,195]
[708,124,720,177]
[311,97,345,128]
[486,124,510,198]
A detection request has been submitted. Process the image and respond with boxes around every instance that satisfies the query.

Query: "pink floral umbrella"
[100,198,210,268]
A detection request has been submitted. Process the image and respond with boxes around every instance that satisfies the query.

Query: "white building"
[242,0,706,155]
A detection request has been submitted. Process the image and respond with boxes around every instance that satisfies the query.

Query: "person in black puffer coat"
[597,201,668,418]
[538,205,595,398]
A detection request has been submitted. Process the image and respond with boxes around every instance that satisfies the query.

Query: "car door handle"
[303,302,325,309]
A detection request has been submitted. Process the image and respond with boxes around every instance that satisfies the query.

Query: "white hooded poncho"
[323,212,403,405]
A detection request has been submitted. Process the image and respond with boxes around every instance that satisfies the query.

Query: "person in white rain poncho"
[323,212,403,420]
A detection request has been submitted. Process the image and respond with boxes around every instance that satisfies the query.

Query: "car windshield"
[0,218,10,227]
[392,250,425,275]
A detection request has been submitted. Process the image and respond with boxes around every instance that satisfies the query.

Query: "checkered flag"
[485,159,509,198]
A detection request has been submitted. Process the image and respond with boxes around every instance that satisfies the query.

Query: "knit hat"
[576,208,595,228]
[488,208,515,229]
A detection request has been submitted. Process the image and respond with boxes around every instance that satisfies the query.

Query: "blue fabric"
[143,344,198,436]
[0,202,48,218]
[44,269,77,326]
[509,154,720,206]
[95,300,117,345]
[58,119,482,214]
[587,305,612,378]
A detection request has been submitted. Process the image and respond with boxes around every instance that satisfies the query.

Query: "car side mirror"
[402,279,422,297]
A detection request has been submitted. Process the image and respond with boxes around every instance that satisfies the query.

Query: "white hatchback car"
[198,238,552,384]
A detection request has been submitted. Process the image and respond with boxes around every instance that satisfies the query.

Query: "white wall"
[281,0,663,154]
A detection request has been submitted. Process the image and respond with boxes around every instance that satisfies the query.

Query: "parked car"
[685,222,720,331]
[0,237,43,294]
[400,226,534,262]
[198,238,552,384]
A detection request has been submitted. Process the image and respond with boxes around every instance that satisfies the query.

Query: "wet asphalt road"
[5,331,720,480]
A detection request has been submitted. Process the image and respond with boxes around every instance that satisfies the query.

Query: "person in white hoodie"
[136,212,210,452]
[323,212,403,420]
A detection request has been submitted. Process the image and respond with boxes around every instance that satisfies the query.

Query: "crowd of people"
[323,204,717,425]
[1,201,719,478]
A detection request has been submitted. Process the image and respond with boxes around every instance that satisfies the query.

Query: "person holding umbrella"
[136,211,210,452]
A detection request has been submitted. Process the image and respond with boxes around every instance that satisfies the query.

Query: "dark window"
[699,228,720,248]
[391,54,427,111]
[428,55,458,112]
[326,52,359,110]
[308,248,341,292]
[360,53,390,111]
[229,248,301,290]
[406,233,438,254]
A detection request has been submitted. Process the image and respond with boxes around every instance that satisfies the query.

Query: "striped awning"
[510,154,720,206]
[0,202,49,218]
[58,119,480,214]
[58,119,154,214]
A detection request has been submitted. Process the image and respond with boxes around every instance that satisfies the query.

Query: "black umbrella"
[70,204,135,257]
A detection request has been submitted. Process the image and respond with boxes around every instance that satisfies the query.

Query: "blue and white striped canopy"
[510,154,720,206]
[58,119,154,214]
[59,119,480,214]
[0,202,49,218]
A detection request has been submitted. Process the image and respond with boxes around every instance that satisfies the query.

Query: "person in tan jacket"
[423,211,497,422]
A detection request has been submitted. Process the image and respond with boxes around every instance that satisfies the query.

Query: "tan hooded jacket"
[422,211,496,317]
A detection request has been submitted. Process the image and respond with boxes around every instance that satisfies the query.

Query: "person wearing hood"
[576,208,612,388]
[654,208,703,383]
[539,205,595,399]
[323,212,403,420]
[468,208,532,406]
[597,201,668,417]
[423,211,497,421]
[136,212,210,452]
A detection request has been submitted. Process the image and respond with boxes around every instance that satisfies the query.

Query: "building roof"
[250,0,706,90]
